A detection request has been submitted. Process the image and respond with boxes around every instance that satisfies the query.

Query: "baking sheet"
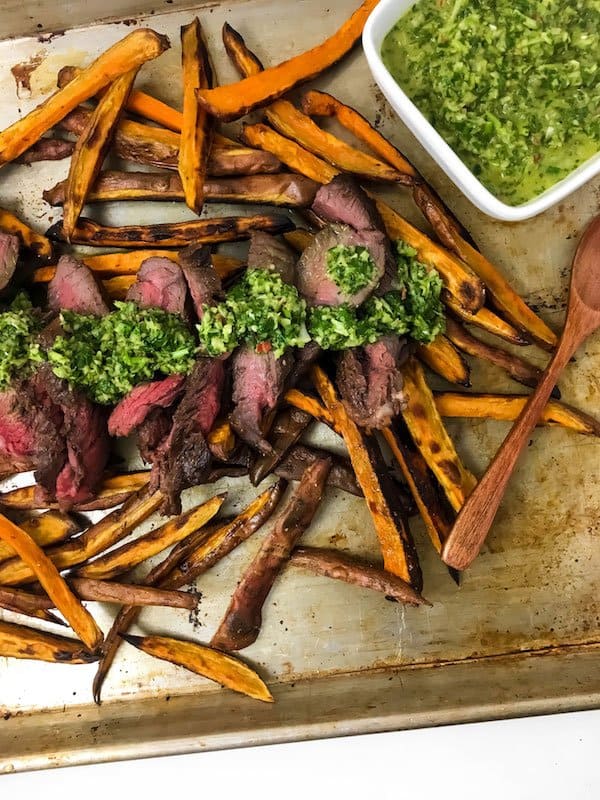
[0,0,599,773]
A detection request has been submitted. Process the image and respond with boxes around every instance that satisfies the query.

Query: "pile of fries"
[0,0,598,706]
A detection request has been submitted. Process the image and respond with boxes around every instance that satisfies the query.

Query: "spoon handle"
[442,330,577,571]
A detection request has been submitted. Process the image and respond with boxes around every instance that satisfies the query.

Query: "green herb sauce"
[326,245,376,295]
[0,294,44,390]
[48,301,197,405]
[381,0,600,204]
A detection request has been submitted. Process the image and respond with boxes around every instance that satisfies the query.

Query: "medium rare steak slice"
[137,408,173,465]
[179,244,223,320]
[230,346,293,455]
[336,336,410,429]
[297,224,386,306]
[108,374,186,437]
[312,175,386,232]
[0,232,20,291]
[126,256,188,316]
[48,254,109,316]
[247,230,295,282]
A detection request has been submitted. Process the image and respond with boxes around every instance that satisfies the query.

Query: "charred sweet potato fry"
[413,183,558,350]
[212,459,331,651]
[63,69,138,240]
[18,137,75,164]
[290,546,429,606]
[0,29,169,167]
[46,214,294,248]
[250,408,313,485]
[122,633,273,702]
[400,357,477,513]
[451,305,530,346]
[0,586,65,625]
[0,487,162,586]
[0,513,103,650]
[0,471,150,510]
[434,392,600,436]
[102,275,135,300]
[207,419,237,462]
[0,620,99,664]
[197,0,377,120]
[74,493,225,580]
[0,510,81,563]
[242,123,338,184]
[445,317,559,397]
[283,228,314,252]
[274,445,362,497]
[284,389,336,429]
[178,18,214,214]
[0,207,53,262]
[68,578,196,610]
[312,366,421,587]
[417,335,471,387]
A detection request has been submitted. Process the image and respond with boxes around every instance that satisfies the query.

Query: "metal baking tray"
[0,0,599,774]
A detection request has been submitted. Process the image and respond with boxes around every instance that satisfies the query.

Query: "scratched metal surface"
[0,0,599,773]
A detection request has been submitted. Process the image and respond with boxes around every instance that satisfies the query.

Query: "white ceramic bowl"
[362,0,600,221]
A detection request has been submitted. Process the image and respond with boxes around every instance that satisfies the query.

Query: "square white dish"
[362,0,600,221]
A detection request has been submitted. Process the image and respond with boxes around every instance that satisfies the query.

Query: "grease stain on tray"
[11,49,86,100]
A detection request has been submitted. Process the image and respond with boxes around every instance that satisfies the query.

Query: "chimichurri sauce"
[381,0,599,204]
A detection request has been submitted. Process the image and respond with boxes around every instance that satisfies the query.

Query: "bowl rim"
[362,0,600,222]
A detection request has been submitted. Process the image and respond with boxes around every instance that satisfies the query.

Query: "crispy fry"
[400,357,477,513]
[43,171,318,207]
[197,0,377,120]
[63,69,138,239]
[250,408,313,485]
[0,514,103,650]
[179,18,214,214]
[68,578,196,609]
[0,471,150,510]
[412,184,557,350]
[207,419,237,462]
[212,458,331,651]
[434,392,600,436]
[284,388,336,429]
[46,214,294,248]
[283,228,314,252]
[74,493,225,580]
[0,620,99,663]
[102,275,135,300]
[0,29,169,167]
[0,207,53,262]
[417,335,471,387]
[312,366,421,587]
[17,137,75,164]
[0,510,81,563]
[275,445,362,497]
[0,487,162,586]
[445,317,559,397]
[373,198,485,314]
[0,586,65,625]
[290,546,429,605]
[242,123,338,183]
[300,89,417,177]
[122,633,273,702]
[451,305,530,346]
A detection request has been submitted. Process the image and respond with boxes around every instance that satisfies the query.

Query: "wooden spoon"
[442,215,600,571]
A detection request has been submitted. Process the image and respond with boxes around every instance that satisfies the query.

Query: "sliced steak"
[247,230,296,283]
[312,175,386,232]
[126,256,188,316]
[136,408,174,464]
[230,346,293,455]
[0,232,20,291]
[297,224,386,306]
[47,254,109,316]
[336,336,410,429]
[178,244,223,320]
[108,374,186,437]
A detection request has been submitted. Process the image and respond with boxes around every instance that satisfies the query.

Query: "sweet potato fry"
[212,459,331,651]
[0,586,65,625]
[197,0,377,119]
[17,137,75,164]
[451,305,530,346]
[445,317,559,397]
[300,89,417,177]
[312,366,421,587]
[63,69,138,239]
[0,207,53,262]
[43,171,318,207]
[284,389,336,429]
[179,18,214,214]
[122,633,273,702]
[249,408,313,486]
[74,493,225,580]
[207,419,237,462]
[274,445,361,497]
[0,487,162,586]
[0,510,82,563]
[412,184,557,349]
[0,620,99,664]
[373,198,485,314]
[0,514,103,650]
[290,546,429,605]
[400,357,477,513]
[434,392,600,436]
[0,29,169,167]
[0,471,150,510]
[283,228,315,253]
[102,275,134,300]
[46,214,294,248]
[68,578,196,610]
[417,335,471,387]
[242,123,338,184]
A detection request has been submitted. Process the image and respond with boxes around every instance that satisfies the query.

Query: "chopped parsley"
[197,268,308,359]
[326,244,376,295]
[0,293,44,390]
[395,241,445,343]
[48,301,197,405]
[307,304,366,350]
